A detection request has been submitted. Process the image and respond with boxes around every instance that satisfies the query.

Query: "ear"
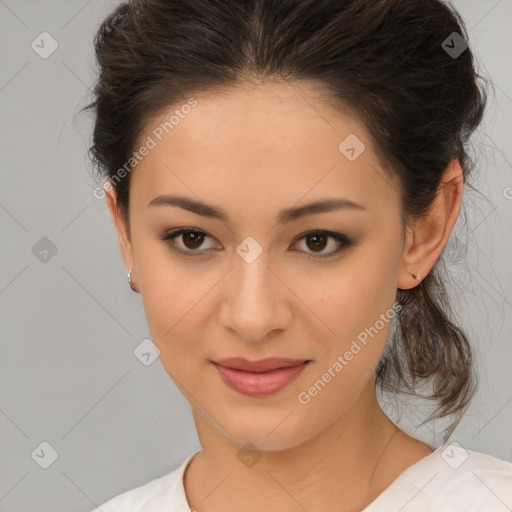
[104,182,137,284]
[397,159,464,290]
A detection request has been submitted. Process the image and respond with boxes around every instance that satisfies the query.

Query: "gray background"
[0,1,511,510]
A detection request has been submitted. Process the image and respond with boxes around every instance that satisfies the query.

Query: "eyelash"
[160,228,353,259]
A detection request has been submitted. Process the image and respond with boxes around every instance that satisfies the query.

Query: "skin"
[106,80,463,511]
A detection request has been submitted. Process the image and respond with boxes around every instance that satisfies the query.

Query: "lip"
[213,357,309,372]
[211,358,310,397]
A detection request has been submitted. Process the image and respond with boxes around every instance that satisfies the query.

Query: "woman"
[85,0,512,510]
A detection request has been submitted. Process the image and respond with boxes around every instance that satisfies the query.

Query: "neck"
[184,381,424,512]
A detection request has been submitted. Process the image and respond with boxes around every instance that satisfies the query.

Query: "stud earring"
[412,272,421,281]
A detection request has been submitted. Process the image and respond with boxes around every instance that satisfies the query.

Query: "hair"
[83,0,489,441]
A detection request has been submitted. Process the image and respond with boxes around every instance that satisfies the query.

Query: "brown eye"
[161,228,217,256]
[305,232,328,252]
[293,230,352,258]
[181,230,205,249]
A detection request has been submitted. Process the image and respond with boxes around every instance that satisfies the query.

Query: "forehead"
[129,81,399,219]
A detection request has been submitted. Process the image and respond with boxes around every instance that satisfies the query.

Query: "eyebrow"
[147,195,367,223]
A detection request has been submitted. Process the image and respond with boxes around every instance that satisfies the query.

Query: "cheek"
[305,254,399,380]
[295,277,398,422]
[135,244,194,344]
[311,260,395,336]
[137,253,223,379]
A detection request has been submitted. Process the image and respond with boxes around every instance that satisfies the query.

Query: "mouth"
[210,358,311,397]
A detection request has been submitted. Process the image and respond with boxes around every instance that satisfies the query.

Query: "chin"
[216,410,317,453]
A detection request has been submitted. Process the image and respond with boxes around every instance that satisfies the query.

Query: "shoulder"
[431,448,512,507]
[393,445,512,511]
[88,452,197,512]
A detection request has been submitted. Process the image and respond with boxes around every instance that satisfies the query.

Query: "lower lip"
[211,361,309,397]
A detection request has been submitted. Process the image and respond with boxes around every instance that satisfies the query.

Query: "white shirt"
[91,445,512,511]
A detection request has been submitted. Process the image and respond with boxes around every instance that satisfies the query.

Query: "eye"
[161,228,218,256]
[161,228,352,258]
[291,230,353,258]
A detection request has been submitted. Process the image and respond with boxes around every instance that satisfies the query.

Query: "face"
[109,81,412,451]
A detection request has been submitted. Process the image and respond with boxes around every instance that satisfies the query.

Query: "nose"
[219,249,292,343]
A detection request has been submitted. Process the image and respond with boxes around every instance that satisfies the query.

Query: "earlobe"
[397,159,464,290]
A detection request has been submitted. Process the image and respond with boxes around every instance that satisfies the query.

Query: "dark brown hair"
[83,0,489,440]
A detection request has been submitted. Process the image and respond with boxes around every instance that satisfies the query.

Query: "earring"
[412,272,421,281]
[127,268,138,293]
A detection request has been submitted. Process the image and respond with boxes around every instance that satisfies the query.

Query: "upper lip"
[212,357,309,372]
